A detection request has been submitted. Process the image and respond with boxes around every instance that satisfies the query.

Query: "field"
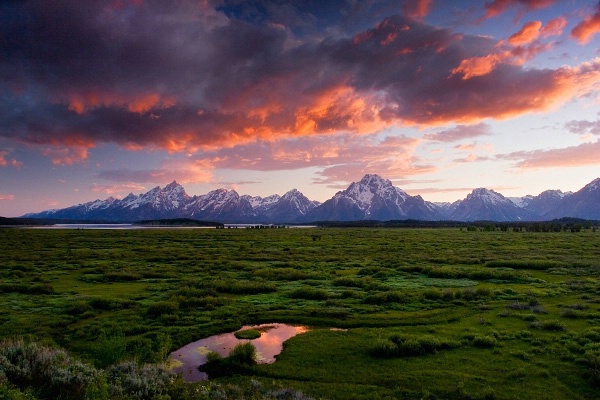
[1,227,600,399]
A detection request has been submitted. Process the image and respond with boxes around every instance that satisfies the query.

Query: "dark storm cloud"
[0,0,598,157]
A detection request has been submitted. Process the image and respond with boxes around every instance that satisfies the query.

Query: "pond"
[168,323,309,381]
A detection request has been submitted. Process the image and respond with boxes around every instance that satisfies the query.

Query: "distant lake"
[26,224,317,230]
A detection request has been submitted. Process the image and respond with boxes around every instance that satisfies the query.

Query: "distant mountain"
[302,174,441,221]
[450,188,536,222]
[541,178,600,220]
[510,190,571,217]
[21,175,600,223]
[23,181,319,223]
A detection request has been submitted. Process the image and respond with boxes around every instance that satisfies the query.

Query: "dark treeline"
[313,217,600,231]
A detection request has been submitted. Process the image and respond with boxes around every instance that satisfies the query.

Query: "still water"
[168,323,309,382]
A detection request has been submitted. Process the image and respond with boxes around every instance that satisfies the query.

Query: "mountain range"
[22,174,600,223]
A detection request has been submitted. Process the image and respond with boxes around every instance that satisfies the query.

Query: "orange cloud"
[67,91,175,115]
[438,58,600,125]
[41,146,90,165]
[541,16,567,37]
[509,21,542,45]
[292,85,386,136]
[571,5,600,44]
[0,194,15,201]
[451,53,512,80]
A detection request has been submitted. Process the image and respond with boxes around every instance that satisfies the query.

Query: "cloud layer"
[2,0,599,166]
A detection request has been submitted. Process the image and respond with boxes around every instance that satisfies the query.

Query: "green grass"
[1,227,600,399]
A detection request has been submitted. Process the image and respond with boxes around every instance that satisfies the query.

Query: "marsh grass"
[2,227,600,399]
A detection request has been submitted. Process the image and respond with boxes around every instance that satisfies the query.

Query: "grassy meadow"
[1,227,600,399]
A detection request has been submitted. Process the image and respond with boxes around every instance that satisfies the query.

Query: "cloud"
[41,146,91,165]
[484,0,556,19]
[1,1,599,160]
[0,152,22,168]
[572,3,600,44]
[90,183,147,195]
[97,160,213,185]
[0,194,15,201]
[565,119,600,135]
[424,123,492,142]
[402,0,432,19]
[509,21,542,45]
[199,133,432,179]
[541,16,567,37]
[501,140,600,168]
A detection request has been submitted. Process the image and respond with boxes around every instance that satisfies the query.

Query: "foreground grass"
[1,227,600,399]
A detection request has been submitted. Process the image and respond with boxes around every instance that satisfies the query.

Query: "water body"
[27,224,316,230]
[168,323,309,382]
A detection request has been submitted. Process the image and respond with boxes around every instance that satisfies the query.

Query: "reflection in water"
[168,323,308,382]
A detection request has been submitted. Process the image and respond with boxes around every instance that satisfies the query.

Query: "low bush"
[485,260,566,270]
[0,338,103,399]
[472,335,498,348]
[287,287,330,300]
[146,301,178,317]
[369,334,460,358]
[364,291,407,305]
[530,320,566,331]
[212,280,277,294]
[199,343,257,378]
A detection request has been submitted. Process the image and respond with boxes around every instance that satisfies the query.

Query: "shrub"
[423,289,442,300]
[364,291,407,305]
[212,280,277,294]
[369,334,459,358]
[146,301,178,317]
[108,361,175,399]
[472,335,497,348]
[287,288,329,300]
[229,342,257,365]
[0,339,103,400]
[199,343,257,378]
[530,320,566,331]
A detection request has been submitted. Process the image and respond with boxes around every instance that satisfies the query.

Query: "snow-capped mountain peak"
[582,178,600,192]
[19,176,600,223]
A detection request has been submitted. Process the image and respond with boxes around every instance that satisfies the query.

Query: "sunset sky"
[2,0,600,217]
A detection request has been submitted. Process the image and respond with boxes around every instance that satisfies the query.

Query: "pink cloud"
[541,16,567,37]
[424,123,491,142]
[509,21,542,45]
[572,3,600,44]
[565,119,600,135]
[91,183,147,195]
[0,151,22,168]
[501,140,600,168]
[97,159,213,185]
[41,146,91,165]
[402,0,432,19]
[484,0,556,19]
[0,194,15,201]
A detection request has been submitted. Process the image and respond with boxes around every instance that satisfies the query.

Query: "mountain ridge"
[21,175,600,223]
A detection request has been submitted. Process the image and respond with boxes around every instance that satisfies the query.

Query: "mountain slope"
[303,174,441,221]
[450,188,536,222]
[542,179,600,220]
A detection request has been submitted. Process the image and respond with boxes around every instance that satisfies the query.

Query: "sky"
[2,0,600,217]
